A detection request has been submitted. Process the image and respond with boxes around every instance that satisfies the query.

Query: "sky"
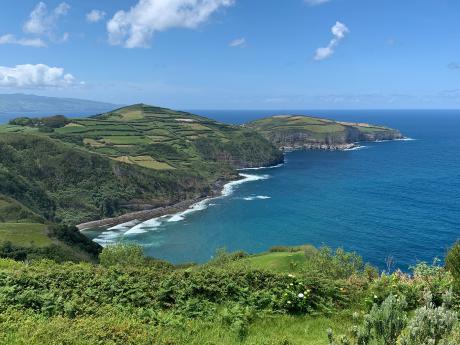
[1,0,460,109]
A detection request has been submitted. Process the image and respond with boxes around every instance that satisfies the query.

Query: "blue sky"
[1,0,460,109]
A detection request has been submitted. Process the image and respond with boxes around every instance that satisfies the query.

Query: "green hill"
[247,115,403,150]
[0,104,282,225]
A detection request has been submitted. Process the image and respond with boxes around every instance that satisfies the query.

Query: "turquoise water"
[84,110,460,270]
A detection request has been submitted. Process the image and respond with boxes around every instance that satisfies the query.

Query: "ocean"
[83,110,460,270]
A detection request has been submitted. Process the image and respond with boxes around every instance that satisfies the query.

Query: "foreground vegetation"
[1,242,460,344]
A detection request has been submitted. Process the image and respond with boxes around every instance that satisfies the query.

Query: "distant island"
[0,103,402,261]
[0,93,120,121]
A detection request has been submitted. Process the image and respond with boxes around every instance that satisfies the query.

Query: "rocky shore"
[282,142,358,151]
[76,175,242,231]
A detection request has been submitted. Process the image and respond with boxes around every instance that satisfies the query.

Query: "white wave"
[166,199,210,222]
[343,145,368,151]
[221,173,270,197]
[93,230,125,245]
[124,218,163,235]
[107,220,139,230]
[238,162,284,171]
[243,195,271,201]
[395,137,416,141]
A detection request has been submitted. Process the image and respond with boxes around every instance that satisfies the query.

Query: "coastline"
[77,169,275,232]
[78,136,407,233]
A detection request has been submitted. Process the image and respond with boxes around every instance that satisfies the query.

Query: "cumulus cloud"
[304,0,330,5]
[314,21,349,61]
[107,0,235,48]
[0,64,77,88]
[229,37,246,48]
[23,2,70,42]
[86,9,106,23]
[0,34,46,47]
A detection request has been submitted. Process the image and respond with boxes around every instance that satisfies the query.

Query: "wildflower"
[289,283,294,286]
[287,301,291,304]
[298,293,305,298]
[374,295,378,299]
[288,274,295,278]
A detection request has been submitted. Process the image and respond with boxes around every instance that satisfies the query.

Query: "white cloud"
[86,9,106,23]
[0,34,46,47]
[23,2,70,42]
[304,0,330,6]
[107,0,235,48]
[314,21,349,61]
[0,64,77,88]
[229,37,246,48]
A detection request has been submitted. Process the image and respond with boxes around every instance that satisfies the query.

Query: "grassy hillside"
[247,115,403,149]
[0,104,282,226]
[0,243,459,344]
[50,104,283,170]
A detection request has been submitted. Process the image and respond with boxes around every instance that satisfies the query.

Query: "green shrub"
[446,242,460,287]
[99,243,145,267]
[328,294,407,345]
[303,247,365,280]
[400,290,458,345]
[49,224,102,257]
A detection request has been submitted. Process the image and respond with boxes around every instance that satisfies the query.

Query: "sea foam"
[221,173,269,197]
[243,195,271,201]
[124,218,163,235]
[238,163,284,171]
[343,145,368,151]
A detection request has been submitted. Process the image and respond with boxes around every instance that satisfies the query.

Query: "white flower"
[298,293,305,298]
[288,274,295,278]
[287,301,291,304]
[374,295,378,299]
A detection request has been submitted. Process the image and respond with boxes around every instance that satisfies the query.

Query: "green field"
[0,223,50,247]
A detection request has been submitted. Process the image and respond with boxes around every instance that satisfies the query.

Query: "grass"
[243,251,308,274]
[101,135,150,145]
[112,156,174,170]
[0,223,51,247]
[0,309,351,345]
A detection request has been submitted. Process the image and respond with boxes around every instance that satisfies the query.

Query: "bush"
[328,294,407,345]
[400,290,458,345]
[49,224,102,257]
[99,243,146,267]
[446,242,460,287]
[303,247,365,280]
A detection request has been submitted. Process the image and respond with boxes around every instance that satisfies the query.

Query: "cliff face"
[247,115,403,151]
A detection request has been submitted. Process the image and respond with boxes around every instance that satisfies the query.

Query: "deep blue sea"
[84,110,460,270]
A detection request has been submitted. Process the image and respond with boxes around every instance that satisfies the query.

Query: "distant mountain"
[0,94,121,123]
